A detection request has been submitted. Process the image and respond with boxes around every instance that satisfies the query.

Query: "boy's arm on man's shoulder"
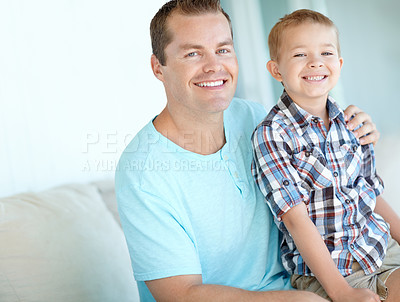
[145,274,328,302]
[375,195,400,243]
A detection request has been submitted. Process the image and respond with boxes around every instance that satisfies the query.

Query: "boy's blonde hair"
[268,9,340,62]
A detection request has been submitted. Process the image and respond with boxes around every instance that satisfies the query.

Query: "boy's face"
[267,22,343,105]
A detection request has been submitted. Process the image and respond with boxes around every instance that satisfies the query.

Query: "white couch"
[0,138,397,302]
[0,180,139,302]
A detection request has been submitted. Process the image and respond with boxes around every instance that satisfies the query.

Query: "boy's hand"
[331,287,380,302]
[343,105,380,146]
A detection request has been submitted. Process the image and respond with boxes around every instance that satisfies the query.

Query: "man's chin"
[206,97,233,113]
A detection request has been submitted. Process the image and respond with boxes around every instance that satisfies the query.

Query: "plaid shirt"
[251,91,389,277]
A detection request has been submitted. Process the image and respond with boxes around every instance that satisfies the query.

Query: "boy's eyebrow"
[290,43,337,51]
[179,39,234,50]
[321,43,336,48]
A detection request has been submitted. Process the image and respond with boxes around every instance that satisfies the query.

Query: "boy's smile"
[268,22,343,109]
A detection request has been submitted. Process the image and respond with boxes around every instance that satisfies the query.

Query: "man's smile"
[194,79,226,87]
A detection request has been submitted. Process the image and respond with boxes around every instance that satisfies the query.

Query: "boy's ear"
[266,60,283,82]
[339,57,344,70]
[151,54,164,82]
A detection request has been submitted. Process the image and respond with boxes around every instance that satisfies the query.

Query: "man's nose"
[203,53,223,73]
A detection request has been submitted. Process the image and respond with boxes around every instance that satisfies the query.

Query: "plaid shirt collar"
[277,90,345,137]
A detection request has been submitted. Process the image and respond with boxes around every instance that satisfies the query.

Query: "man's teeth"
[305,76,325,81]
[196,80,224,87]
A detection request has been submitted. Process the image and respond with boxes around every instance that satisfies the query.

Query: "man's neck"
[153,107,226,155]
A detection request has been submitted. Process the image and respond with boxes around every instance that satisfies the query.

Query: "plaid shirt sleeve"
[251,121,309,221]
[360,143,384,196]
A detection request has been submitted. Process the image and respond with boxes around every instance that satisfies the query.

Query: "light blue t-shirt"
[115,98,292,301]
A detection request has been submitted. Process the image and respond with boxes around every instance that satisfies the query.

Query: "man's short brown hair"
[268,9,340,62]
[150,0,232,65]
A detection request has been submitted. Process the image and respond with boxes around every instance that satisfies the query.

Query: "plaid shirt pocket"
[339,141,362,186]
[292,146,333,190]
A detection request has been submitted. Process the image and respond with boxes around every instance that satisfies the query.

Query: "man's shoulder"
[226,97,267,128]
[115,121,161,186]
[118,121,157,161]
[228,97,266,116]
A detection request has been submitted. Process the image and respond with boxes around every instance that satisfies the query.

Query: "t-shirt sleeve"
[251,122,310,221]
[116,180,202,281]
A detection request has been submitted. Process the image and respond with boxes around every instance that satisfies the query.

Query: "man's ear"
[266,60,283,82]
[151,54,164,82]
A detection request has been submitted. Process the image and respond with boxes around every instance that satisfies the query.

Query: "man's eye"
[294,53,305,57]
[218,49,229,54]
[187,52,198,57]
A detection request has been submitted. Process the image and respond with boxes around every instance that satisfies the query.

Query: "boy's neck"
[310,107,330,131]
[290,95,330,131]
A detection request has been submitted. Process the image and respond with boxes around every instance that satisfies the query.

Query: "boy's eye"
[322,52,333,56]
[294,53,305,57]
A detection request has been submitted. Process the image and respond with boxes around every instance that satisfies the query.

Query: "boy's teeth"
[305,76,324,81]
[197,80,224,87]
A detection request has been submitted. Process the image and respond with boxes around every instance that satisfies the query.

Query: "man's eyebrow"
[180,43,204,50]
[217,39,234,47]
[179,39,234,50]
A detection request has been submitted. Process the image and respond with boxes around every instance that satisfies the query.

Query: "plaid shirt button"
[333,171,339,177]
[283,180,290,186]
[345,199,352,204]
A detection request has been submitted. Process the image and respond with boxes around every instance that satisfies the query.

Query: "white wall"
[0,0,167,197]
[326,0,400,135]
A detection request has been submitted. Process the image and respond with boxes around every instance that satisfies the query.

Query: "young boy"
[251,9,400,302]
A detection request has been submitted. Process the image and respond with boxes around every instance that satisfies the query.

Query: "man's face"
[155,12,238,117]
[271,22,343,105]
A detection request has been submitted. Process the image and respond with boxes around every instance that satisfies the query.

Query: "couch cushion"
[92,179,121,227]
[0,183,139,302]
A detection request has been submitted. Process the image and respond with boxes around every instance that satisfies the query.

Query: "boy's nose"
[308,56,324,68]
[309,62,323,68]
[308,55,324,68]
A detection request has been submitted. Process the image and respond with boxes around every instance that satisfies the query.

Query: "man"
[115,1,380,301]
